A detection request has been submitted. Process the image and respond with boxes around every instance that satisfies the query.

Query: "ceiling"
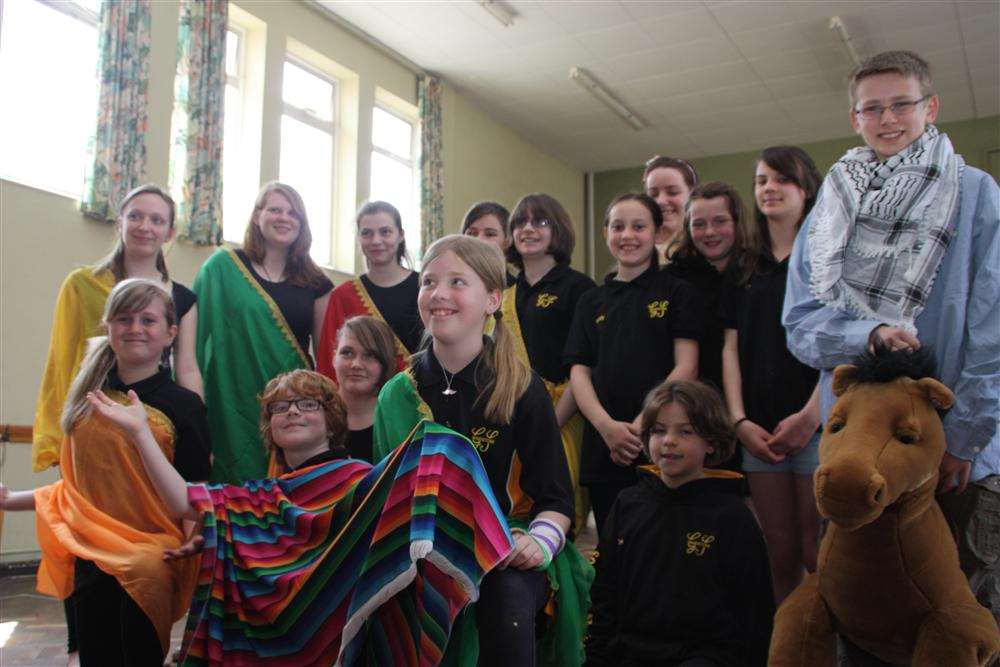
[318,0,1000,172]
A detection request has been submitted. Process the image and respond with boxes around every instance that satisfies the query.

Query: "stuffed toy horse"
[769,348,1000,667]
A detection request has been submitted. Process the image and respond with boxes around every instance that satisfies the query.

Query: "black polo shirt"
[412,346,574,520]
[513,263,596,384]
[719,251,819,433]
[564,265,703,485]
[360,272,424,353]
[106,367,212,482]
[663,254,734,393]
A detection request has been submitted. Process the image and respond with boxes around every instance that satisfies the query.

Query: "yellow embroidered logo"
[595,314,606,325]
[470,426,499,452]
[647,299,670,318]
[686,531,715,556]
[536,293,558,308]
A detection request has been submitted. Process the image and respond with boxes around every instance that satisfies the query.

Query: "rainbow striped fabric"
[180,421,514,666]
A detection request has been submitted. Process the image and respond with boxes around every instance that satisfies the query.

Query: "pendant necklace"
[438,357,458,396]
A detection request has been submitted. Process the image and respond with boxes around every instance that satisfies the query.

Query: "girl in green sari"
[373,235,592,666]
[194,182,333,483]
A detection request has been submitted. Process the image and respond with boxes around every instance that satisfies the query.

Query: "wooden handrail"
[0,424,32,443]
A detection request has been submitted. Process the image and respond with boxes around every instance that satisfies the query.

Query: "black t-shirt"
[513,263,596,384]
[360,272,423,354]
[347,425,374,463]
[106,367,212,482]
[663,254,730,393]
[235,250,333,356]
[171,282,196,322]
[564,265,703,485]
[719,251,819,433]
[411,346,574,520]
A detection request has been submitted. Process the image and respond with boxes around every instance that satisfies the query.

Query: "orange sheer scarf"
[33,393,199,653]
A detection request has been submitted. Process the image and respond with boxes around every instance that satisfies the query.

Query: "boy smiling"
[783,50,1000,622]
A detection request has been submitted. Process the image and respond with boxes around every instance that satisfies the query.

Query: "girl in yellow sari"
[2,279,211,666]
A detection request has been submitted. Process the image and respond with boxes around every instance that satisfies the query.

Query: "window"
[370,105,419,263]
[0,0,100,197]
[278,58,337,267]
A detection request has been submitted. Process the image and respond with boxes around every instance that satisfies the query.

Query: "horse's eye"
[897,433,918,445]
[828,422,844,434]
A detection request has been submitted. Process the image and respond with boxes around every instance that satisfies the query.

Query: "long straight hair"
[61,279,177,432]
[243,181,329,288]
[416,235,530,425]
[93,184,175,282]
[752,146,822,253]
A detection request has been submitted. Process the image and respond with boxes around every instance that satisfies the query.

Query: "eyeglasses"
[268,398,322,414]
[511,217,552,230]
[853,95,931,121]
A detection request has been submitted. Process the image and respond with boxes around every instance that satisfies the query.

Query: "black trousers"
[476,567,549,667]
[73,560,164,667]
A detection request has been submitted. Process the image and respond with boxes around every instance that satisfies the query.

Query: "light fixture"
[569,67,645,131]
[478,0,514,28]
[829,16,862,67]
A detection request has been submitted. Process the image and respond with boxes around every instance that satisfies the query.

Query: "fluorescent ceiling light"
[478,1,514,27]
[569,67,645,131]
[829,16,862,67]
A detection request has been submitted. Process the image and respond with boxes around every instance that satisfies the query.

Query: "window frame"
[279,54,341,268]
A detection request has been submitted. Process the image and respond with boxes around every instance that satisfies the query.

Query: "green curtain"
[419,75,444,254]
[80,0,151,222]
[173,0,228,245]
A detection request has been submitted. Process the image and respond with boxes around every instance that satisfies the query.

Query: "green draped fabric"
[374,371,593,666]
[194,248,309,482]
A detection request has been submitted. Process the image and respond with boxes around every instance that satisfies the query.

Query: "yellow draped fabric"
[33,396,199,654]
[499,286,588,530]
[32,267,115,471]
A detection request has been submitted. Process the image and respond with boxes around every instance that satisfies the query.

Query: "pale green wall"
[0,1,582,561]
[592,115,1000,277]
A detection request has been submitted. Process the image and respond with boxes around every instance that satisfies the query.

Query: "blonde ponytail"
[420,235,531,425]
[61,337,116,432]
[483,311,530,424]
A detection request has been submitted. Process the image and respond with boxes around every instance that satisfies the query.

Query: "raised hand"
[87,389,150,438]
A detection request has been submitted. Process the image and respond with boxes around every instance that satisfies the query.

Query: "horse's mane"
[851,345,938,385]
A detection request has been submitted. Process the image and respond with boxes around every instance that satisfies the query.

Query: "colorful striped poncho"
[179,421,514,666]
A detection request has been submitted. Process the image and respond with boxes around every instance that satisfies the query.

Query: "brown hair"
[848,50,933,105]
[259,370,348,465]
[752,146,822,254]
[666,181,758,285]
[506,193,575,269]
[61,279,177,432]
[642,155,699,189]
[640,379,736,467]
[462,201,510,237]
[94,184,175,282]
[417,235,531,424]
[338,315,398,391]
[357,200,411,267]
[243,181,329,288]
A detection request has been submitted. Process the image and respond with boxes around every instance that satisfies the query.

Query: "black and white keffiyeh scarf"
[808,124,963,333]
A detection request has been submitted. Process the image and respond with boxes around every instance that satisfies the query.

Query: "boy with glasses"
[783,50,1000,624]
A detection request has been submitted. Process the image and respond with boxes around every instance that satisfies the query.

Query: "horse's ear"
[916,377,954,411]
[832,365,859,396]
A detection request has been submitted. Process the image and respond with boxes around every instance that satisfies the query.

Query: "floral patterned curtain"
[80,0,151,222]
[419,75,444,252]
[173,0,228,245]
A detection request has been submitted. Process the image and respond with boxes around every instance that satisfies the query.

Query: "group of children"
[1,49,996,666]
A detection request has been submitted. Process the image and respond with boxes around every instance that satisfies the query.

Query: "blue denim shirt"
[783,166,1000,481]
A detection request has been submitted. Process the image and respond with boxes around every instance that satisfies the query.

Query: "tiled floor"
[0,516,598,666]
